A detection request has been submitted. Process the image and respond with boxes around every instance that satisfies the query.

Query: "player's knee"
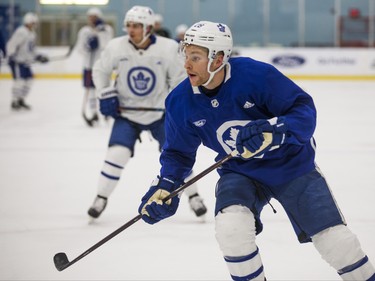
[101,145,131,178]
[106,145,131,167]
[312,224,365,270]
[215,205,257,256]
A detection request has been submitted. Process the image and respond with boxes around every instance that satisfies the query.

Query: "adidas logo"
[243,101,254,109]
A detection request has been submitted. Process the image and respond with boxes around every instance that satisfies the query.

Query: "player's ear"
[213,52,225,70]
[146,25,154,35]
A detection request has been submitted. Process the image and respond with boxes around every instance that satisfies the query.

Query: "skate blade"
[88,216,97,225]
[196,214,207,223]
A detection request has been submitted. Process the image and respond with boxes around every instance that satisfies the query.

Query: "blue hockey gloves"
[98,86,120,118]
[236,117,287,158]
[35,54,49,63]
[138,177,180,225]
[87,35,99,51]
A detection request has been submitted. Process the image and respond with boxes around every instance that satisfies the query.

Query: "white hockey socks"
[215,205,265,281]
[12,79,32,100]
[312,224,375,280]
[88,89,97,112]
[97,145,131,198]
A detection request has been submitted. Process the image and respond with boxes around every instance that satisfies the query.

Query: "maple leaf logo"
[224,127,239,149]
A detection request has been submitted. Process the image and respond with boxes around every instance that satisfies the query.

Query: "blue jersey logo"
[216,120,251,155]
[127,67,156,96]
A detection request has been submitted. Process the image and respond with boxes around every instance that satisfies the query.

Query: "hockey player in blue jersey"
[138,21,375,280]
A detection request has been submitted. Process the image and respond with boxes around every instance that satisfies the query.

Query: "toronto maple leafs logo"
[216,120,252,155]
[127,67,156,96]
[133,72,149,91]
[217,23,226,32]
[224,127,240,149]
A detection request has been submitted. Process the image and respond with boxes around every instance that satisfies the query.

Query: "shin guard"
[313,225,375,280]
[215,205,265,280]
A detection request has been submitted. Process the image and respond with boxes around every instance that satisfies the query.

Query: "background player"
[88,6,207,221]
[138,21,375,280]
[6,12,48,110]
[76,7,113,126]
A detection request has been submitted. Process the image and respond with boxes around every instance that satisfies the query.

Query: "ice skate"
[188,193,207,218]
[18,98,31,110]
[82,112,99,127]
[11,99,31,111]
[11,100,21,110]
[88,195,108,221]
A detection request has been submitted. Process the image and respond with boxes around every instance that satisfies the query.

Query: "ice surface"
[0,79,374,280]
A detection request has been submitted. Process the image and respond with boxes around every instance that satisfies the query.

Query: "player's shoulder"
[14,25,28,36]
[106,35,128,48]
[230,56,270,67]
[229,56,275,75]
[167,79,191,103]
[103,24,114,33]
[78,25,92,33]
[154,35,179,48]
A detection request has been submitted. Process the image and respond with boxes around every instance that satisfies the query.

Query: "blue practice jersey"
[160,57,317,188]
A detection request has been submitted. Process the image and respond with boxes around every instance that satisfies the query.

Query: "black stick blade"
[54,252,69,271]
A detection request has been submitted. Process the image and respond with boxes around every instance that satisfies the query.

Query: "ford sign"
[272,55,305,67]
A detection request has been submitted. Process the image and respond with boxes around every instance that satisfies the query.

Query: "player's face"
[88,15,98,27]
[183,45,210,87]
[126,22,144,44]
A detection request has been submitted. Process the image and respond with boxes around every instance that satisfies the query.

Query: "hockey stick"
[48,45,74,61]
[53,133,272,272]
[119,106,165,112]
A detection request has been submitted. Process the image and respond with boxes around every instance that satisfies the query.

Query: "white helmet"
[154,14,163,24]
[87,7,102,18]
[124,5,154,28]
[183,21,233,86]
[123,6,155,45]
[175,24,188,35]
[184,21,233,64]
[23,12,38,25]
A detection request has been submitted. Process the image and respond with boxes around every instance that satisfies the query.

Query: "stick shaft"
[55,132,272,271]
[59,214,142,271]
[55,153,233,271]
[48,45,74,61]
[119,106,164,112]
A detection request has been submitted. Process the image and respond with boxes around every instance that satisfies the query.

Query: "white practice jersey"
[76,24,113,69]
[93,35,186,125]
[6,25,37,65]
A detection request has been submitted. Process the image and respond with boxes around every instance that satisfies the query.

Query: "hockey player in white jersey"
[6,12,48,110]
[76,7,113,126]
[138,21,375,280]
[88,6,207,220]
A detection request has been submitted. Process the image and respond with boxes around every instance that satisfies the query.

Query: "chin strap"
[202,59,226,87]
